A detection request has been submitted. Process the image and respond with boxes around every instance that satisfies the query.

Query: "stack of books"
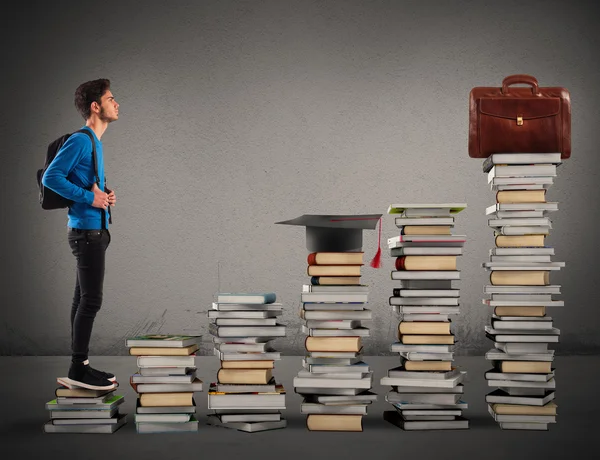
[44,382,126,433]
[381,203,469,431]
[482,153,563,430]
[207,293,287,432]
[276,213,382,431]
[127,334,203,433]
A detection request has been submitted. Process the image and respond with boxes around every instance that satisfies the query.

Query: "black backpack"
[37,129,99,210]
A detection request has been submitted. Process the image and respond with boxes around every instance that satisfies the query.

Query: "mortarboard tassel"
[369,217,382,268]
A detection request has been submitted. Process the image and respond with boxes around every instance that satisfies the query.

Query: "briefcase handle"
[501,74,539,95]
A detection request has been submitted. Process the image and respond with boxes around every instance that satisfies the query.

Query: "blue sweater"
[42,126,109,229]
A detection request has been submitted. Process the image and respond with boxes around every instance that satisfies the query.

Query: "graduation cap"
[275,214,383,268]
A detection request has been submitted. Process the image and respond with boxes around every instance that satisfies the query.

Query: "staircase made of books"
[127,334,203,433]
[207,293,287,432]
[381,203,469,430]
[482,153,563,430]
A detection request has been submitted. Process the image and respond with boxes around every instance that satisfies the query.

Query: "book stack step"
[381,203,469,431]
[44,382,127,434]
[207,293,287,433]
[126,334,203,433]
[482,153,563,430]
[276,214,382,432]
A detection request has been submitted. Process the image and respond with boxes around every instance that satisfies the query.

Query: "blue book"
[216,293,276,304]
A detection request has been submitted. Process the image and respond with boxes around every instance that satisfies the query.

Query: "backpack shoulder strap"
[76,128,108,230]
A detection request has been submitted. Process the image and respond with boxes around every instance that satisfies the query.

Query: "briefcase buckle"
[516,115,523,126]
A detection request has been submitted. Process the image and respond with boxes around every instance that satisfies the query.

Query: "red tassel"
[369,217,383,268]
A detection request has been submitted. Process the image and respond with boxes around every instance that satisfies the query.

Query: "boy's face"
[97,90,119,122]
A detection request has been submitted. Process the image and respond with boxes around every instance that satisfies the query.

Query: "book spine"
[307,253,317,265]
[311,276,320,285]
[395,257,406,271]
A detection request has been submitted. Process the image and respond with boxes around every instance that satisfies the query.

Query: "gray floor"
[1,356,596,460]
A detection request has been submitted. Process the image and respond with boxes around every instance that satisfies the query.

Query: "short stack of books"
[44,381,126,434]
[127,334,203,433]
[276,214,382,432]
[207,293,287,432]
[482,153,564,430]
[381,203,469,431]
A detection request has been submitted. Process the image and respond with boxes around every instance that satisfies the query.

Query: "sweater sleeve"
[41,134,95,205]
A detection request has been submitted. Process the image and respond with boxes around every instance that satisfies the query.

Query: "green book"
[46,394,124,411]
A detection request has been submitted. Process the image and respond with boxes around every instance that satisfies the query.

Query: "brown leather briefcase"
[469,74,571,159]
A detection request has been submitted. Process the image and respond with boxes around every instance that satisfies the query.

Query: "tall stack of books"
[381,203,469,431]
[481,153,563,431]
[44,380,126,433]
[276,214,381,432]
[127,334,203,433]
[207,292,287,432]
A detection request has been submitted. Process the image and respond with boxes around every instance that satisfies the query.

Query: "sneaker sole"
[57,377,117,391]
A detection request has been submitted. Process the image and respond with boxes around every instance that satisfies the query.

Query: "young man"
[42,79,119,390]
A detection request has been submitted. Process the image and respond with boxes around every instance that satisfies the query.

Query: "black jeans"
[68,228,111,363]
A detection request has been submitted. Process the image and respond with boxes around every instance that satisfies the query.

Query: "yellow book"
[129,344,199,356]
[404,361,452,371]
[306,414,362,432]
[496,190,546,203]
[495,234,545,248]
[220,360,274,369]
[139,392,193,407]
[499,361,552,374]
[305,336,362,352]
[493,402,557,416]
[398,321,450,335]
[217,368,272,384]
[490,271,549,286]
[401,226,451,235]
[494,306,546,317]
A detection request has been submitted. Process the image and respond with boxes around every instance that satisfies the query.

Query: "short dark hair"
[74,79,111,120]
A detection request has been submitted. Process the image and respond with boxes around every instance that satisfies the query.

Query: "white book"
[388,367,460,380]
[489,176,555,186]
[134,413,191,423]
[486,203,558,213]
[489,247,555,256]
[494,342,549,353]
[303,361,370,373]
[215,318,277,326]
[491,294,553,302]
[44,415,127,434]
[297,370,366,380]
[487,379,556,389]
[391,271,461,280]
[484,299,564,307]
[484,284,560,294]
[488,218,551,227]
[490,255,552,262]
[209,323,286,337]
[131,372,196,384]
[384,392,461,404]
[216,350,281,361]
[499,422,549,430]
[396,289,459,297]
[214,342,270,353]
[208,310,280,319]
[483,153,561,172]
[392,306,460,315]
[390,297,459,306]
[302,303,366,311]
[390,247,463,256]
[293,374,373,389]
[494,226,551,235]
[491,210,546,218]
[485,370,554,382]
[305,319,361,329]
[300,402,368,415]
[301,309,372,320]
[138,366,197,377]
[487,164,557,182]
[301,293,369,303]
[380,372,465,389]
[390,343,453,353]
[486,389,555,406]
[483,262,564,270]
[301,325,370,337]
[302,285,369,293]
[492,183,551,191]
[394,217,455,226]
[308,351,361,359]
[485,350,555,361]
[136,417,199,433]
[388,235,466,246]
[492,320,553,330]
[399,352,454,361]
[212,302,283,311]
[392,401,468,410]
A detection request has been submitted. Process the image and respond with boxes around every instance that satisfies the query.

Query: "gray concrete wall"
[2,0,599,356]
